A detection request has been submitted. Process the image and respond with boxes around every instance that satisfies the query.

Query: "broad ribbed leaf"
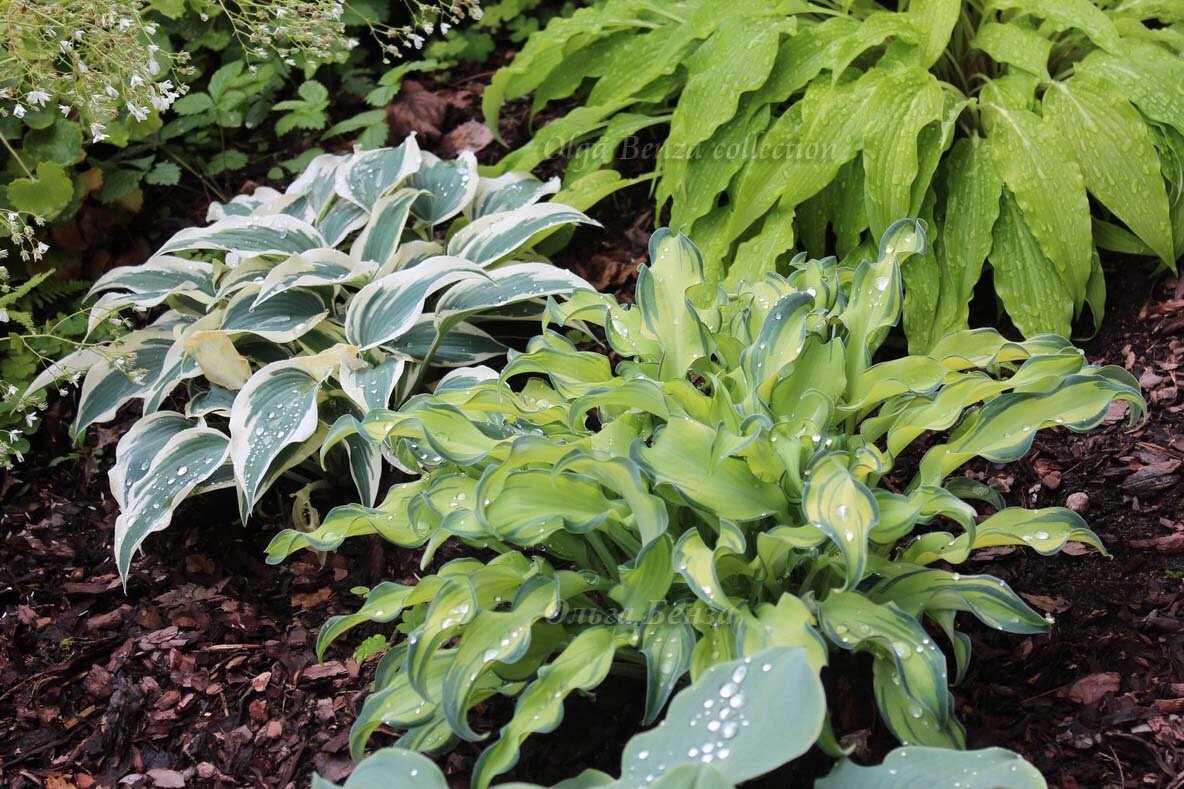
[817,746,1046,788]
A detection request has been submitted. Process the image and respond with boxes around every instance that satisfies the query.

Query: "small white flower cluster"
[363,0,484,58]
[0,1,193,138]
[1,211,48,263]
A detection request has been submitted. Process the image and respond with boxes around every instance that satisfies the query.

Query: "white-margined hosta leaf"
[109,411,195,510]
[435,263,592,328]
[114,426,231,580]
[385,318,507,366]
[220,287,329,342]
[350,189,422,268]
[207,186,282,221]
[345,256,487,350]
[446,203,599,267]
[72,329,175,438]
[156,214,327,260]
[336,136,421,211]
[467,172,560,220]
[339,356,406,412]
[252,249,373,306]
[803,455,878,591]
[407,150,479,225]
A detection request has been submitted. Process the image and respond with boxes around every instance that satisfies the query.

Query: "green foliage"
[274,220,1142,787]
[313,650,1047,788]
[484,0,1184,348]
[34,136,593,582]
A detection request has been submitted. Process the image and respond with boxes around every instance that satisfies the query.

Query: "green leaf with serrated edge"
[447,203,597,267]
[917,369,1144,484]
[971,22,1051,78]
[350,188,422,268]
[819,592,960,748]
[7,161,73,219]
[407,150,479,225]
[870,566,1049,634]
[114,427,230,581]
[619,647,826,786]
[988,191,1074,336]
[253,249,372,307]
[981,89,1092,307]
[157,214,326,259]
[1044,75,1175,266]
[220,287,327,342]
[335,137,422,210]
[935,135,1002,337]
[639,607,696,725]
[817,745,1046,788]
[472,627,617,788]
[345,256,486,350]
[803,455,878,590]
[635,229,710,379]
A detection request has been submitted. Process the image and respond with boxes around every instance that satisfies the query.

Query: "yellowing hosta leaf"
[1044,76,1175,265]
[183,330,253,390]
[114,426,231,580]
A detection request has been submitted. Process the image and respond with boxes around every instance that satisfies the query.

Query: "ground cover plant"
[25,135,595,580]
[483,0,1184,349]
[270,220,1144,787]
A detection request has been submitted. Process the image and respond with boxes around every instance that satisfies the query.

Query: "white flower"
[90,122,108,142]
[25,90,51,107]
[0,308,8,324]
[12,104,26,118]
[59,104,71,116]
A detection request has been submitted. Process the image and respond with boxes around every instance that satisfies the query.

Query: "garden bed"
[2,238,1181,788]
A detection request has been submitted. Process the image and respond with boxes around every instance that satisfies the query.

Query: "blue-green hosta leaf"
[408,150,479,225]
[386,318,507,366]
[639,609,696,725]
[229,355,341,514]
[313,747,445,789]
[467,172,560,220]
[335,136,422,211]
[88,255,216,302]
[253,249,373,306]
[818,746,1046,788]
[109,411,195,510]
[114,426,231,580]
[350,188,422,268]
[285,152,350,222]
[619,647,826,786]
[472,627,618,789]
[636,229,710,379]
[73,330,175,438]
[156,214,326,260]
[803,455,878,590]
[446,203,597,267]
[345,256,486,350]
[220,287,328,342]
[436,263,591,325]
[819,592,961,748]
[340,356,405,412]
[317,198,369,247]
[24,346,105,399]
[1044,75,1175,266]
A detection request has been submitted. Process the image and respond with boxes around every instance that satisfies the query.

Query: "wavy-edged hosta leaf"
[639,609,696,725]
[345,256,486,350]
[870,567,1049,634]
[285,152,350,221]
[114,426,230,580]
[619,646,826,787]
[408,150,479,225]
[905,506,1107,565]
[229,357,335,515]
[335,136,422,210]
[467,172,560,220]
[636,228,710,379]
[156,214,326,260]
[350,188,422,268]
[220,287,328,342]
[817,746,1046,789]
[820,592,960,748]
[803,455,878,590]
[1044,75,1175,265]
[446,203,597,267]
[473,627,618,789]
[317,198,369,248]
[253,249,373,306]
[988,0,1122,53]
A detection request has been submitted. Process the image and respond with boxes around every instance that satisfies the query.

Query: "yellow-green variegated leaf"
[1044,75,1175,266]
[446,203,598,267]
[803,455,878,590]
[635,229,710,379]
[335,136,422,210]
[639,607,696,725]
[157,213,326,260]
[618,647,826,787]
[870,567,1049,634]
[114,426,231,580]
[408,150,479,225]
[818,746,1046,788]
[472,627,617,789]
[345,256,486,350]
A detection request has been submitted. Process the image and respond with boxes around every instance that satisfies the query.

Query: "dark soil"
[4,28,1184,789]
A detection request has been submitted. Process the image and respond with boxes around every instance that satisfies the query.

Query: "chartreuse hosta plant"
[315,649,1046,788]
[270,220,1141,787]
[484,0,1184,349]
[25,135,595,581]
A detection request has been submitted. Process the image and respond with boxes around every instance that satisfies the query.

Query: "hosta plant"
[27,135,594,580]
[315,648,1047,788]
[270,220,1142,787]
[484,0,1184,349]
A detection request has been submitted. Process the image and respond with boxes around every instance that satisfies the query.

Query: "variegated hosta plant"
[27,135,596,580]
[270,220,1142,788]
